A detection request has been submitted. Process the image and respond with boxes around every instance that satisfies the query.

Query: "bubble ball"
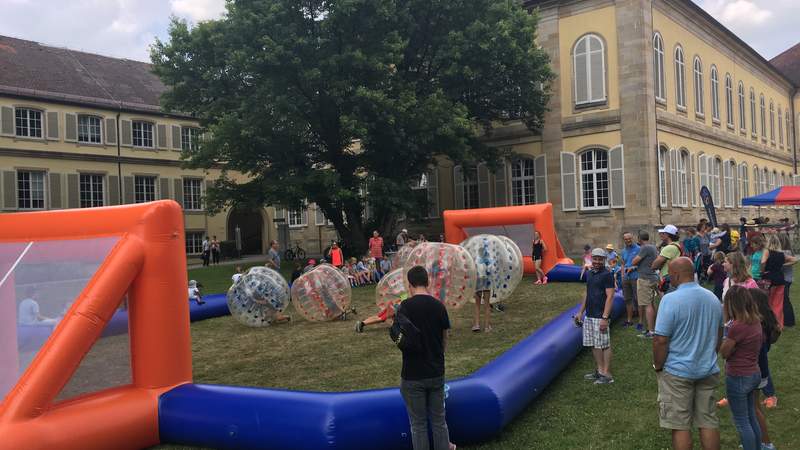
[226,267,290,327]
[460,234,524,303]
[392,243,416,269]
[291,264,352,321]
[375,268,408,311]
[403,242,477,309]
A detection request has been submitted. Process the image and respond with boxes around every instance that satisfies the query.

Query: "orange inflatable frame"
[443,204,573,274]
[0,201,190,450]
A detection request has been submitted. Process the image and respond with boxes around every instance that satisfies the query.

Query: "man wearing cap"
[576,248,616,384]
[397,229,408,249]
[652,225,682,294]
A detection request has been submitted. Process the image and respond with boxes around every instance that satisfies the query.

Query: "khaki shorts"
[622,278,637,305]
[657,371,720,431]
[637,278,659,307]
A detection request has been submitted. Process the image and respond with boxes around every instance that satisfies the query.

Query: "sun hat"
[591,248,607,258]
[658,224,678,235]
[605,244,614,251]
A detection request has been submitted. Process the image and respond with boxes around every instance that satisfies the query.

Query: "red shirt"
[369,237,384,258]
[725,321,763,376]
[330,248,344,266]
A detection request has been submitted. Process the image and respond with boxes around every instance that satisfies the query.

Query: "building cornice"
[0,147,223,169]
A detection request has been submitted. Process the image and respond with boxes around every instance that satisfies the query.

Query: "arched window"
[658,146,668,207]
[653,33,666,102]
[738,82,746,132]
[753,165,760,195]
[760,94,766,140]
[750,89,757,136]
[711,157,721,202]
[723,160,734,207]
[579,148,609,210]
[780,171,786,188]
[761,167,769,193]
[510,158,535,205]
[778,107,784,147]
[725,74,734,127]
[710,65,719,121]
[678,150,688,206]
[769,101,775,144]
[674,46,686,109]
[573,34,606,106]
[693,57,704,116]
[738,163,749,207]
[772,170,778,191]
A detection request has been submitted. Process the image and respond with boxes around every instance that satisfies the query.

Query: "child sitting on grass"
[188,280,206,305]
[343,261,358,287]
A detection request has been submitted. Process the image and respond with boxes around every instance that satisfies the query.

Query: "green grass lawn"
[164,264,800,450]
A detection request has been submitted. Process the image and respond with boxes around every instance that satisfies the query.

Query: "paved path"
[187,254,267,270]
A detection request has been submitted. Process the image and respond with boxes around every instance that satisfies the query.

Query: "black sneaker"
[594,375,614,385]
[584,370,600,380]
[355,321,364,333]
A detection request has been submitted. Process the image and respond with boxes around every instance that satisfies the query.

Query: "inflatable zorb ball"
[291,264,352,321]
[460,234,524,302]
[392,244,416,269]
[403,242,477,309]
[227,267,290,327]
[375,268,408,311]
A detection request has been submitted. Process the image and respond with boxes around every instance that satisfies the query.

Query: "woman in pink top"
[722,252,758,306]
[368,231,384,264]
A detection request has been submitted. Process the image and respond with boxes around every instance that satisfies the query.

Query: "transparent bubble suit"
[402,242,477,309]
[290,264,352,321]
[375,268,408,311]
[226,267,290,327]
[460,234,524,303]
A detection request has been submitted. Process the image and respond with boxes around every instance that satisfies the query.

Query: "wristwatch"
[601,315,609,320]
[653,364,663,372]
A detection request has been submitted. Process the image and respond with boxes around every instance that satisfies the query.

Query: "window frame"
[653,33,666,103]
[678,150,688,207]
[760,95,766,142]
[778,107,784,147]
[510,157,536,206]
[79,173,105,208]
[14,107,44,138]
[723,160,734,208]
[579,148,610,211]
[181,126,200,152]
[674,46,686,110]
[658,146,668,207]
[738,82,746,133]
[724,74,734,129]
[738,163,749,207]
[16,170,47,210]
[77,114,103,144]
[750,89,757,138]
[693,56,704,117]
[185,231,204,255]
[572,34,607,107]
[769,101,775,145]
[134,175,158,203]
[411,168,440,218]
[710,65,719,122]
[182,178,204,211]
[710,157,721,203]
[132,120,155,148]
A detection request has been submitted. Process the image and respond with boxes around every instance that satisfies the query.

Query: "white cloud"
[170,0,226,22]
[701,0,772,27]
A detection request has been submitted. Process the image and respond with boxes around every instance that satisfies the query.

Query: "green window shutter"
[123,176,134,204]
[65,113,77,142]
[46,112,59,140]
[174,178,183,207]
[108,175,120,205]
[121,120,132,146]
[160,178,171,200]
[49,173,62,209]
[105,118,117,145]
[1,107,13,136]
[3,171,16,209]
[67,174,79,208]
[157,124,168,149]
[171,125,181,149]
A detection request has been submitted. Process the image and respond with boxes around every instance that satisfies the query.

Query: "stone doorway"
[227,209,264,255]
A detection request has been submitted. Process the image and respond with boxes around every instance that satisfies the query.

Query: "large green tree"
[151,0,552,255]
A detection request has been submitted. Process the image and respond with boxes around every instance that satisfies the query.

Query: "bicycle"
[284,241,307,261]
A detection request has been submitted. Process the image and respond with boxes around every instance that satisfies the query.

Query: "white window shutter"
[690,153,697,207]
[478,164,490,208]
[733,164,740,208]
[494,163,507,207]
[669,149,678,206]
[453,166,464,210]
[575,52,588,104]
[534,155,548,204]
[699,155,708,191]
[315,204,325,225]
[590,51,605,102]
[609,145,625,208]
[560,152,577,211]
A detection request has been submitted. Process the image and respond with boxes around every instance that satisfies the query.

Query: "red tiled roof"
[770,42,800,88]
[0,35,176,115]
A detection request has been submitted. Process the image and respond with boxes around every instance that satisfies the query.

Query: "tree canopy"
[151,0,552,255]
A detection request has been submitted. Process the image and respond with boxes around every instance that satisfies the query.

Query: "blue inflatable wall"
[545,264,586,282]
[158,293,624,449]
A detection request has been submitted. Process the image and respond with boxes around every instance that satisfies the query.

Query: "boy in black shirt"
[399,266,454,450]
[576,248,616,385]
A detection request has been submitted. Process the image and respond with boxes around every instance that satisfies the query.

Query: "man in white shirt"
[18,289,55,325]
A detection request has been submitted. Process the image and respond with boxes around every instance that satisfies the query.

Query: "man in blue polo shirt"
[653,257,723,450]
[620,232,640,327]
[576,248,616,385]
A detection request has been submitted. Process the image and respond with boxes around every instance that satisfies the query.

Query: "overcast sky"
[0,0,797,62]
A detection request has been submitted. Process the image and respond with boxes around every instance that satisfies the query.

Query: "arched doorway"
[227,209,264,255]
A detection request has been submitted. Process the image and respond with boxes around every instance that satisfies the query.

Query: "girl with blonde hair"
[761,234,797,329]
[722,252,758,299]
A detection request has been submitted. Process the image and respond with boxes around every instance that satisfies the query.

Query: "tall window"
[710,66,719,121]
[79,173,104,208]
[411,169,439,218]
[761,167,768,193]
[78,115,102,144]
[674,150,688,207]
[288,207,307,227]
[738,82,746,132]
[132,121,154,148]
[580,149,609,210]
[750,89,757,137]
[185,232,204,254]
[760,95,766,140]
[725,75,734,127]
[182,178,203,211]
[769,101,775,144]
[17,170,46,209]
[15,108,43,138]
[738,163,749,206]
[778,108,784,147]
[573,34,606,106]
[693,57,704,116]
[653,33,666,102]
[710,158,721,202]
[134,176,157,203]
[459,166,480,209]
[723,160,734,208]
[674,46,686,109]
[181,127,200,151]
[753,166,760,195]
[658,147,668,207]
[510,158,535,205]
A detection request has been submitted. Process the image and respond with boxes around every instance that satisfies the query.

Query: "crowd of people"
[579,217,796,450]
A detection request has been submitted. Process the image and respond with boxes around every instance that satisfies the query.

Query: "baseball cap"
[591,248,607,258]
[658,224,678,235]
[402,228,408,233]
